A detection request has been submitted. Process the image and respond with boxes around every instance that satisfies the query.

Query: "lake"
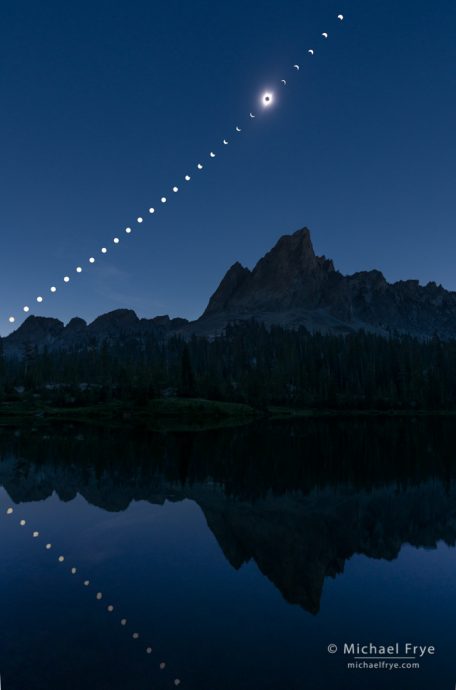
[0,417,454,689]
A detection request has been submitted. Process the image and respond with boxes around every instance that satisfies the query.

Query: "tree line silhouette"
[1,321,455,410]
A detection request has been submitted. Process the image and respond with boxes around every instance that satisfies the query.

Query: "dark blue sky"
[1,0,455,333]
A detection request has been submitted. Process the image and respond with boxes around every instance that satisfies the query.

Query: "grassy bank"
[0,397,261,431]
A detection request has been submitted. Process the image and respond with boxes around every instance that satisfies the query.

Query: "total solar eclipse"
[5,13,345,325]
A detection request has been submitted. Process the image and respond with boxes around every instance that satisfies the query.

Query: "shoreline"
[1,397,456,431]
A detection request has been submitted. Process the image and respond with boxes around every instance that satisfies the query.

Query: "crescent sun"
[249,112,255,118]
[308,49,314,55]
[293,64,300,70]
[235,126,241,132]
[223,139,228,144]
[338,14,344,20]
[322,32,328,38]
[281,79,287,85]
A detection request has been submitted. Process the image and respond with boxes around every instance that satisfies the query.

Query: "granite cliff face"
[3,227,456,355]
[204,229,337,315]
[196,227,456,337]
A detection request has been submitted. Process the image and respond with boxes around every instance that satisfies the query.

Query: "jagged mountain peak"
[4,226,456,351]
[88,309,140,335]
[201,227,337,317]
[196,226,456,339]
[250,227,335,287]
[204,261,251,316]
[6,315,65,343]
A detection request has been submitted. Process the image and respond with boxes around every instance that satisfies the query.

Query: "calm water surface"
[0,418,455,689]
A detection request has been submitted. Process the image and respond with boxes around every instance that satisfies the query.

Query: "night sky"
[1,0,455,334]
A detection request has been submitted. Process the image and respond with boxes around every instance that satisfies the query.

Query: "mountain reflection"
[1,417,455,614]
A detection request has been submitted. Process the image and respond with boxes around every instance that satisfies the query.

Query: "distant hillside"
[2,311,187,358]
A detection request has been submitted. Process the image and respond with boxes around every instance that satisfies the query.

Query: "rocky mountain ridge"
[2,310,187,357]
[196,227,456,337]
[3,227,456,356]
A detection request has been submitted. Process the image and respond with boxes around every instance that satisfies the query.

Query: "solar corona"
[5,13,346,327]
[1,15,349,683]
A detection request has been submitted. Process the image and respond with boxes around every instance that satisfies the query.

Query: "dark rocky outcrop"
[195,228,456,338]
[2,308,188,358]
[205,229,338,314]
